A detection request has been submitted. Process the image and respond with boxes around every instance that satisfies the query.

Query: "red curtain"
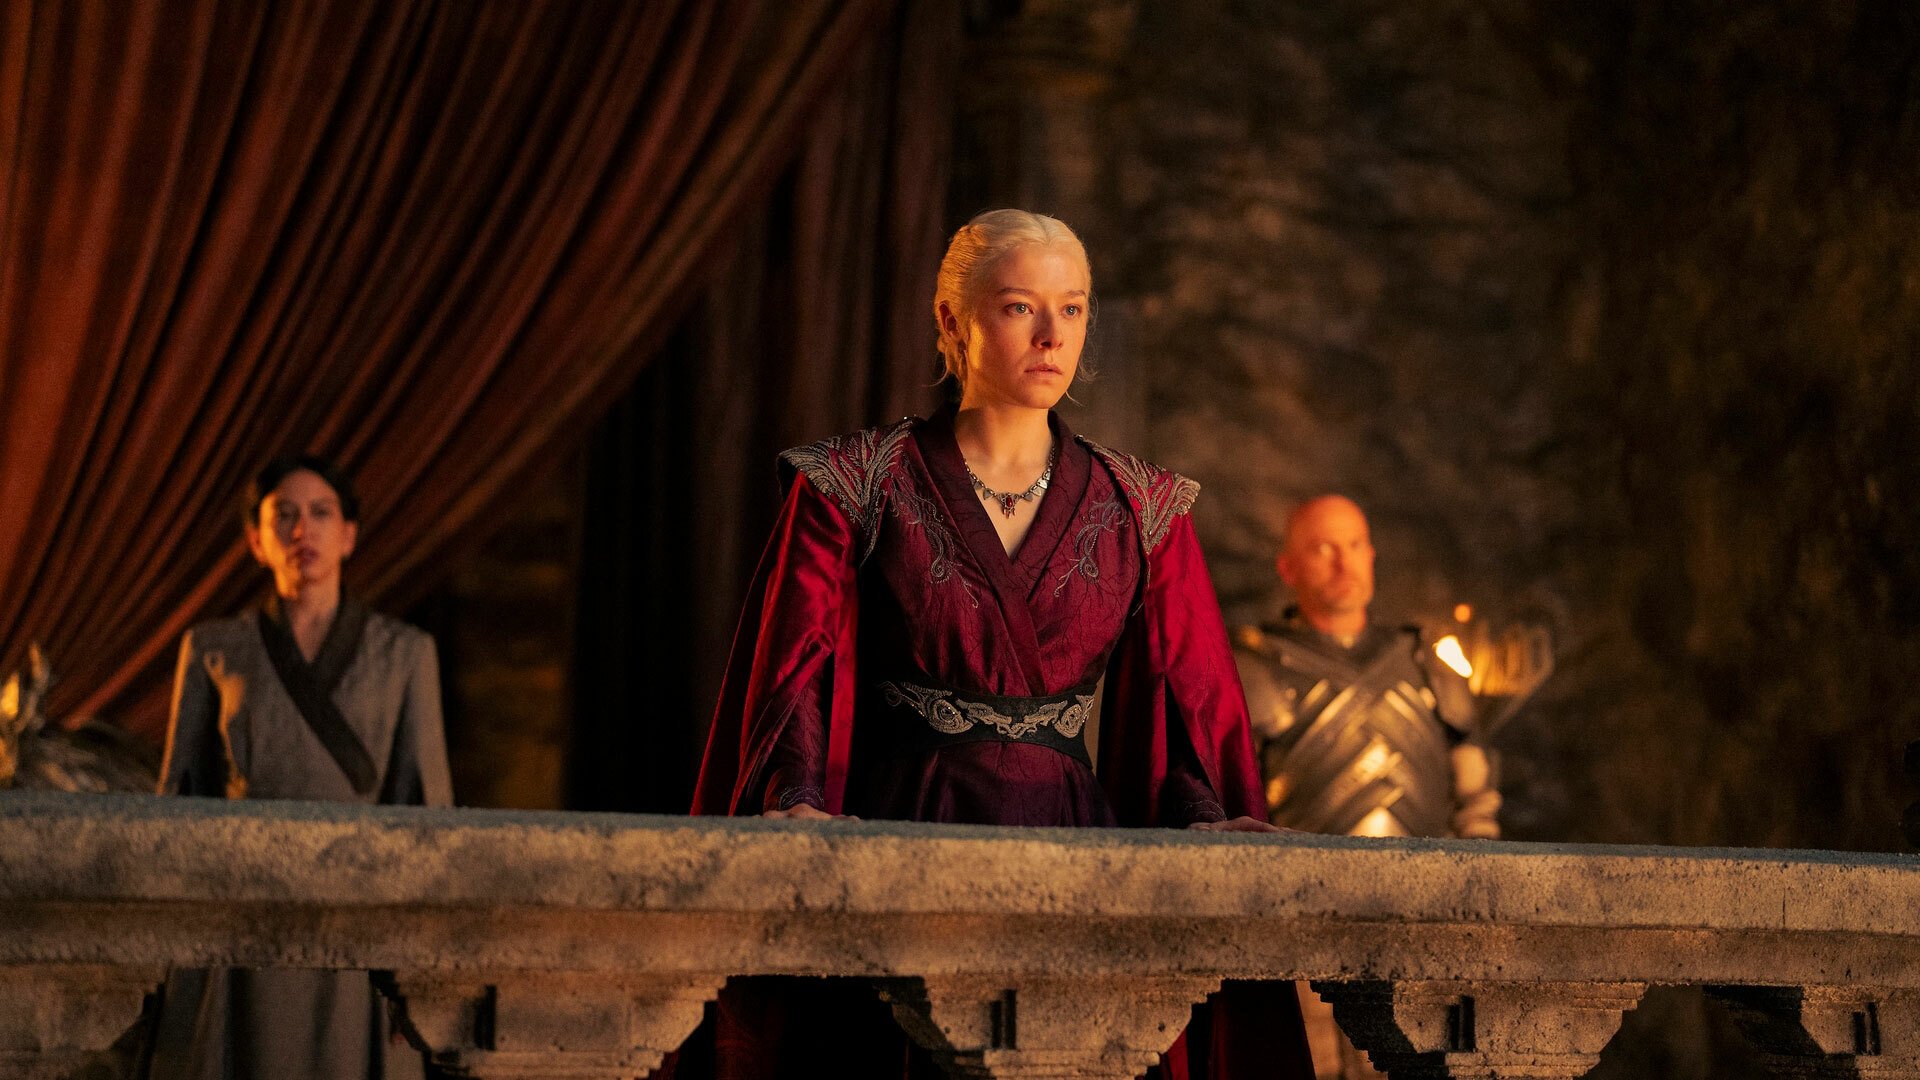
[0,0,892,736]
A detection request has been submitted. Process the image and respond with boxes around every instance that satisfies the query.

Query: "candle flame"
[1434,634,1473,678]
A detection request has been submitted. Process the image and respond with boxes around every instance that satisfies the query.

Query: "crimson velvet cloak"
[684,409,1311,1080]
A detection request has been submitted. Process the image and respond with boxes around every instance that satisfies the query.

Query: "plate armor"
[1234,619,1481,838]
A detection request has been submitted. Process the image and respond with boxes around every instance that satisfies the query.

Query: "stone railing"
[3,793,1919,1079]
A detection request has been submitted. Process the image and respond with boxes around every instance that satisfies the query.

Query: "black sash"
[871,678,1098,769]
[255,595,377,794]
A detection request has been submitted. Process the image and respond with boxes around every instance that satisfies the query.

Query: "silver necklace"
[966,444,1057,518]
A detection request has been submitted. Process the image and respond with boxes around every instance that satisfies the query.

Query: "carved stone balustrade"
[3,793,1920,1079]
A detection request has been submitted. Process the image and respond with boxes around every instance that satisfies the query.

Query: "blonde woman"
[689,210,1311,1079]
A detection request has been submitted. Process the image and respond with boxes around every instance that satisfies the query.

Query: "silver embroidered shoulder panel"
[1078,438,1200,557]
[779,418,918,562]
[879,681,1094,741]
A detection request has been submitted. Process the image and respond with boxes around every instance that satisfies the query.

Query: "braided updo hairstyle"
[932,209,1094,388]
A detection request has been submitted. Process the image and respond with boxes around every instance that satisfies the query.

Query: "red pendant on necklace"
[997,494,1019,517]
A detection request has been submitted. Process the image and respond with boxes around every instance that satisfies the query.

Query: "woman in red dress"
[689,209,1313,1079]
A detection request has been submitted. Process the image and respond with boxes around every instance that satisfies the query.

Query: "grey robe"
[150,607,451,1080]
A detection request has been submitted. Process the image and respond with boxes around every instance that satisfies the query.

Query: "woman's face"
[246,469,358,596]
[949,242,1090,411]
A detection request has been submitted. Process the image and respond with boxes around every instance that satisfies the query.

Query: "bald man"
[1235,496,1502,1080]
[1232,495,1501,840]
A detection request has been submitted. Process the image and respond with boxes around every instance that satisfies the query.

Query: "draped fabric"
[0,0,892,737]
[567,0,959,814]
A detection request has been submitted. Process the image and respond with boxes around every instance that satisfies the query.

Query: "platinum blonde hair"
[933,209,1093,385]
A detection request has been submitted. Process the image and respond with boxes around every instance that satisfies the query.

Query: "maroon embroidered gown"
[684,408,1313,1080]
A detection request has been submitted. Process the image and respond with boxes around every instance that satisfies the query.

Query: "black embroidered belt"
[873,678,1098,768]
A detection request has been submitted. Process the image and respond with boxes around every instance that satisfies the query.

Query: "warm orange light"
[1453,603,1473,623]
[1356,741,1393,780]
[1434,634,1473,678]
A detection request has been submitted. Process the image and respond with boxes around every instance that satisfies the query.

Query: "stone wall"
[1113,0,1575,637]
[1542,0,1920,855]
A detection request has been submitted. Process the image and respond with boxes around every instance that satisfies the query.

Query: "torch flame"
[1434,634,1473,678]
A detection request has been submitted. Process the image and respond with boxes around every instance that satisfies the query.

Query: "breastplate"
[1234,624,1455,837]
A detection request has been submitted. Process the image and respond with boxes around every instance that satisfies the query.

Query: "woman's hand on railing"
[1186,815,1281,833]
[761,804,860,821]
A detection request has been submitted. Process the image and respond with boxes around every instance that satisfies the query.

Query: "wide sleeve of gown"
[1098,513,1266,827]
[692,473,860,816]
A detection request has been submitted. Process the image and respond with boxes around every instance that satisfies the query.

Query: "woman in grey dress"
[151,455,451,1080]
